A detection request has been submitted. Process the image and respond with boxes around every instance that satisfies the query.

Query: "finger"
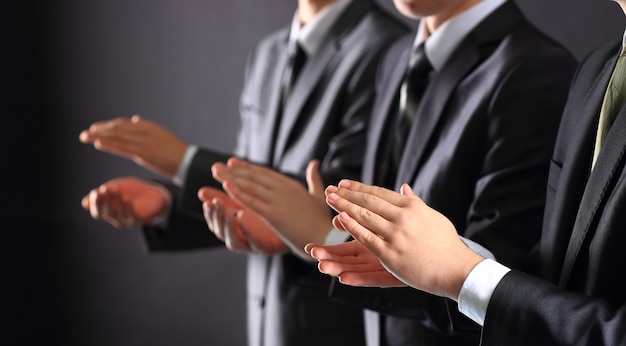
[338,270,406,288]
[334,211,389,259]
[100,187,125,228]
[87,117,130,136]
[304,243,318,255]
[326,190,392,237]
[85,118,141,153]
[225,157,283,191]
[308,245,335,261]
[224,215,251,252]
[202,201,216,233]
[317,258,383,277]
[130,114,142,123]
[81,194,90,210]
[400,183,418,197]
[115,189,137,228]
[211,162,228,183]
[203,201,224,241]
[79,130,95,143]
[316,256,388,278]
[88,190,102,220]
[336,180,408,209]
[197,186,228,202]
[211,198,227,240]
[306,160,325,199]
[308,240,364,257]
[331,214,347,231]
[222,180,272,216]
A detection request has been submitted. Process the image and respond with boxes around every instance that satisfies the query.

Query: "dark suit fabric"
[143,1,408,346]
[482,36,626,346]
[327,2,578,345]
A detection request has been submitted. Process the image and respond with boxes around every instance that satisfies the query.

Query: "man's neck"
[298,0,337,26]
[615,0,626,15]
[423,0,482,34]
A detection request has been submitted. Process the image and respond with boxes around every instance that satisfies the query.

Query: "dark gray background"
[4,1,623,345]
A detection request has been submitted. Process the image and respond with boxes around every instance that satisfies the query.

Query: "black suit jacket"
[327,2,578,345]
[142,1,409,346]
[482,36,626,346]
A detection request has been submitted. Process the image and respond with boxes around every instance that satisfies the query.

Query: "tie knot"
[288,41,306,61]
[407,43,432,77]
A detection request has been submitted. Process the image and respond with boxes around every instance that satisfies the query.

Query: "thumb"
[400,183,417,197]
[306,159,325,200]
[81,194,91,209]
[130,114,143,123]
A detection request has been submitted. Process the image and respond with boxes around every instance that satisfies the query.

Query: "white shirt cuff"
[173,145,198,187]
[457,258,510,326]
[145,181,173,228]
[324,228,350,245]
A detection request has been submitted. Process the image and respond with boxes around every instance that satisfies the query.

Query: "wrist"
[448,248,484,301]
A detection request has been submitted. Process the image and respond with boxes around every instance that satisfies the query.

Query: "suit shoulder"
[254,26,289,50]
[578,35,622,72]
[245,26,289,61]
[355,4,411,42]
[487,19,577,74]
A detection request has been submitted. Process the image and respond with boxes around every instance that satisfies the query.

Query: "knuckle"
[357,208,373,220]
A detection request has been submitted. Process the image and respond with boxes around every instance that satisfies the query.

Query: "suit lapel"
[273,42,338,164]
[540,41,621,284]
[559,104,626,287]
[272,0,372,164]
[262,33,291,164]
[369,46,411,185]
[394,46,480,188]
[393,1,521,188]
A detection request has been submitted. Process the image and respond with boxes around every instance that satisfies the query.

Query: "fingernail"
[327,192,339,201]
[338,180,351,188]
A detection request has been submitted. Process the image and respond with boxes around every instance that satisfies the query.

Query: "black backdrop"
[4,0,623,345]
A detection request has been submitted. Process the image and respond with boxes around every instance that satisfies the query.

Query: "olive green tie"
[592,45,626,168]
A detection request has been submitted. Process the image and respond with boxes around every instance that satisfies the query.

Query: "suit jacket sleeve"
[142,148,231,251]
[482,270,626,345]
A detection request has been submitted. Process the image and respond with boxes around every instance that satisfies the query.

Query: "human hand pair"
[79,115,188,178]
[210,157,333,260]
[305,180,484,301]
[197,187,289,255]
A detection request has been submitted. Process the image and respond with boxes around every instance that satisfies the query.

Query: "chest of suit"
[366,37,513,224]
[540,38,626,305]
[237,31,356,174]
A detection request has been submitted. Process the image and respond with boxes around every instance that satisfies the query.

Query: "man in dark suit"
[208,0,577,344]
[79,1,408,345]
[308,1,626,345]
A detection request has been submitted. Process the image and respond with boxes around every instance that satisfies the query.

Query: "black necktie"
[270,40,307,165]
[282,41,307,104]
[392,42,432,168]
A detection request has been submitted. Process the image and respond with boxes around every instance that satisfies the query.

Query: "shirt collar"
[288,0,352,56]
[414,0,507,71]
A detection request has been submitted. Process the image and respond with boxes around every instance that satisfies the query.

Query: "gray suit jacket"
[143,1,409,345]
[482,36,626,346]
[327,2,578,345]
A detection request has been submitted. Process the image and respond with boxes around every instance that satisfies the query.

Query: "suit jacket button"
[255,296,265,308]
